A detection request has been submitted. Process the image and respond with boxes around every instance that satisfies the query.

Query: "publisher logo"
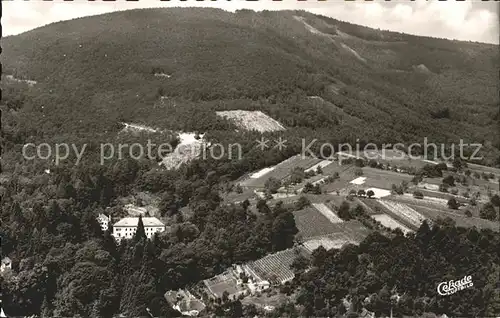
[437,276,473,296]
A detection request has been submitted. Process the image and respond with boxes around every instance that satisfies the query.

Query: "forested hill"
[2,8,499,162]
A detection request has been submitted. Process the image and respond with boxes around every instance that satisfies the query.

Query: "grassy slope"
[1,8,499,162]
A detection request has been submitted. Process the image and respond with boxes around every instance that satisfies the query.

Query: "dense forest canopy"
[1,7,499,318]
[1,8,499,165]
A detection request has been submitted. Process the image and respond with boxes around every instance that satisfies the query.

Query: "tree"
[354,168,363,177]
[235,184,243,194]
[240,199,250,211]
[338,201,351,220]
[469,197,477,206]
[464,210,472,217]
[452,158,466,171]
[439,183,449,193]
[303,183,320,194]
[264,177,281,194]
[442,175,455,187]
[289,167,305,184]
[413,191,424,199]
[354,159,365,167]
[357,189,366,197]
[366,190,375,198]
[348,189,357,198]
[316,165,323,175]
[295,196,311,210]
[480,203,497,221]
[134,215,147,241]
[490,194,500,207]
[447,198,459,210]
[159,192,179,217]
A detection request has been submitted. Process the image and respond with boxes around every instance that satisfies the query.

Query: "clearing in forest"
[215,110,285,132]
[160,132,205,170]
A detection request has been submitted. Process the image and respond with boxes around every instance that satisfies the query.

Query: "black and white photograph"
[1,0,499,317]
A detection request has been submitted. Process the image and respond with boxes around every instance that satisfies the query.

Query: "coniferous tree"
[134,215,147,241]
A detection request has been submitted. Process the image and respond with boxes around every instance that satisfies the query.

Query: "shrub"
[479,203,497,220]
[413,191,424,199]
[447,198,460,210]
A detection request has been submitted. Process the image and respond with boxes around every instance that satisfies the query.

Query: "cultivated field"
[246,247,308,284]
[339,220,373,243]
[303,233,353,252]
[215,110,285,132]
[241,155,322,188]
[371,214,413,234]
[359,198,394,215]
[322,165,358,193]
[414,189,469,203]
[305,160,334,173]
[378,199,426,229]
[364,188,392,198]
[360,167,413,189]
[409,204,498,231]
[389,194,451,209]
[417,182,440,191]
[312,203,343,223]
[363,149,430,169]
[293,207,341,238]
[467,163,500,177]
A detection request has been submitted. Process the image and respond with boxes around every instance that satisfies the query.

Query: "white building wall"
[113,226,165,242]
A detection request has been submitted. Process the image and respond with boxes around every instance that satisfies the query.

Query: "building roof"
[113,217,164,227]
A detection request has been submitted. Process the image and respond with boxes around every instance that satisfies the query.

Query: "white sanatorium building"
[113,217,166,242]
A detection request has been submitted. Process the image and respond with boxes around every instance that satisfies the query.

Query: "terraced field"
[246,247,308,284]
[378,199,426,229]
[372,214,413,234]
